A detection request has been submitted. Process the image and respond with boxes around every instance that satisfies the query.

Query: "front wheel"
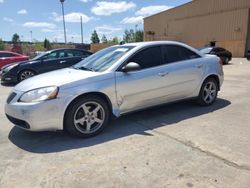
[18,70,35,82]
[64,96,110,138]
[197,78,218,106]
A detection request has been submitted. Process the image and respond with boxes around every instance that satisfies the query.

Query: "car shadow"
[8,98,231,153]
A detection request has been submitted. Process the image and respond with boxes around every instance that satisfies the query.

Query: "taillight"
[219,58,223,65]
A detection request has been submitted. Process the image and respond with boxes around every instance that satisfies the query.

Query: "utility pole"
[60,0,67,44]
[30,31,32,43]
[80,16,84,44]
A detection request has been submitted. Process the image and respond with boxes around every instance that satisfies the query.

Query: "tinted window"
[163,45,200,64]
[0,52,16,58]
[128,46,162,69]
[65,50,91,58]
[43,51,65,60]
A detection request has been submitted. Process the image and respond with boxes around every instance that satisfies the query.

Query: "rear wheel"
[18,70,35,82]
[197,78,218,106]
[64,96,110,138]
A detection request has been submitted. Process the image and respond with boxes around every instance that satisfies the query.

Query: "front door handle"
[158,72,168,77]
[196,64,203,68]
[60,60,66,64]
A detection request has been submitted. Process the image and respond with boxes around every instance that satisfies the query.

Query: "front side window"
[43,51,65,60]
[74,46,134,72]
[163,45,200,64]
[128,46,162,69]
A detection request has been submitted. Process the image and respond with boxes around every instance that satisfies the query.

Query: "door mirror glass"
[121,62,141,72]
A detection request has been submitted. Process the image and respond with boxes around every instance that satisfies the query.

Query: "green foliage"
[135,30,144,42]
[123,29,134,43]
[91,30,100,44]
[101,35,108,44]
[0,38,4,50]
[111,37,119,44]
[12,33,20,45]
[123,29,144,43]
[44,38,52,50]
[34,41,45,51]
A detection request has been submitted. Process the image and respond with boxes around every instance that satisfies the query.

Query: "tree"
[0,38,4,50]
[101,35,108,44]
[91,30,100,44]
[12,33,20,45]
[44,38,52,50]
[134,30,144,42]
[123,29,135,43]
[111,37,119,44]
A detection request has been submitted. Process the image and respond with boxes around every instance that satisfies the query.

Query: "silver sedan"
[5,41,223,137]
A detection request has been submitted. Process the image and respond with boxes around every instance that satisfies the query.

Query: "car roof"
[120,41,191,48]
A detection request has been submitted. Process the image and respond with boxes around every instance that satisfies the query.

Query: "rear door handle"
[60,60,66,64]
[196,64,203,68]
[158,72,168,77]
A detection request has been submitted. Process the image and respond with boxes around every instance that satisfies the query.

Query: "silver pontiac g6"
[5,41,224,137]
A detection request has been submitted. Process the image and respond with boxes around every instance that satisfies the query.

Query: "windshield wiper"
[73,66,95,72]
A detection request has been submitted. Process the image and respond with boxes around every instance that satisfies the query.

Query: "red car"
[0,51,29,69]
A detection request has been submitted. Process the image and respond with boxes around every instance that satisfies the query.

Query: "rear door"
[160,45,204,100]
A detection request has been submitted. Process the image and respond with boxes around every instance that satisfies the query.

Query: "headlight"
[4,63,18,71]
[19,86,59,103]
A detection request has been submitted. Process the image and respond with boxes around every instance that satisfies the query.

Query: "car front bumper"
[0,71,18,84]
[5,90,66,131]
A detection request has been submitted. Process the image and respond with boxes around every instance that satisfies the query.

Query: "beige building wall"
[144,0,250,57]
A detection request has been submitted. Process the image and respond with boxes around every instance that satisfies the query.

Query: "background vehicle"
[0,51,29,69]
[198,47,232,64]
[247,50,250,60]
[0,48,92,84]
[5,41,223,138]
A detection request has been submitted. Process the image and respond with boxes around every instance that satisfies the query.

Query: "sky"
[0,0,191,43]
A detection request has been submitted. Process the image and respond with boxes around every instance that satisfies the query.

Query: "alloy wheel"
[202,81,217,104]
[19,70,35,81]
[73,101,105,134]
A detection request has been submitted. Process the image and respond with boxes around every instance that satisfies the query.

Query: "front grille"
[6,114,30,129]
[7,92,17,104]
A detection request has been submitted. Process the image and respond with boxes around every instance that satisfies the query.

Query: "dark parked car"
[247,50,250,60]
[0,48,92,84]
[0,51,29,69]
[198,47,232,64]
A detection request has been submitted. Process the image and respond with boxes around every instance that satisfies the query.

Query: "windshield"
[73,46,135,72]
[198,47,213,54]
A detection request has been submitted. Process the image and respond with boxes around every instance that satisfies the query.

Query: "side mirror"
[121,62,141,72]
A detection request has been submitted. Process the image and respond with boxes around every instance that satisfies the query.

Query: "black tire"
[64,95,110,138]
[197,78,218,106]
[18,70,36,82]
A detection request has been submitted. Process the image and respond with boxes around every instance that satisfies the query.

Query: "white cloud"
[95,25,122,35]
[135,5,172,17]
[17,9,27,15]
[3,17,14,22]
[80,0,92,3]
[41,29,54,33]
[0,0,4,3]
[91,1,136,16]
[121,16,143,24]
[121,5,172,25]
[23,22,56,29]
[52,12,92,23]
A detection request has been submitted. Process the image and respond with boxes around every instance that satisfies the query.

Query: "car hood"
[14,68,102,92]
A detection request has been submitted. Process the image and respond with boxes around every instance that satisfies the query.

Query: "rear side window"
[128,46,162,69]
[0,53,16,58]
[65,50,91,58]
[162,45,200,64]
